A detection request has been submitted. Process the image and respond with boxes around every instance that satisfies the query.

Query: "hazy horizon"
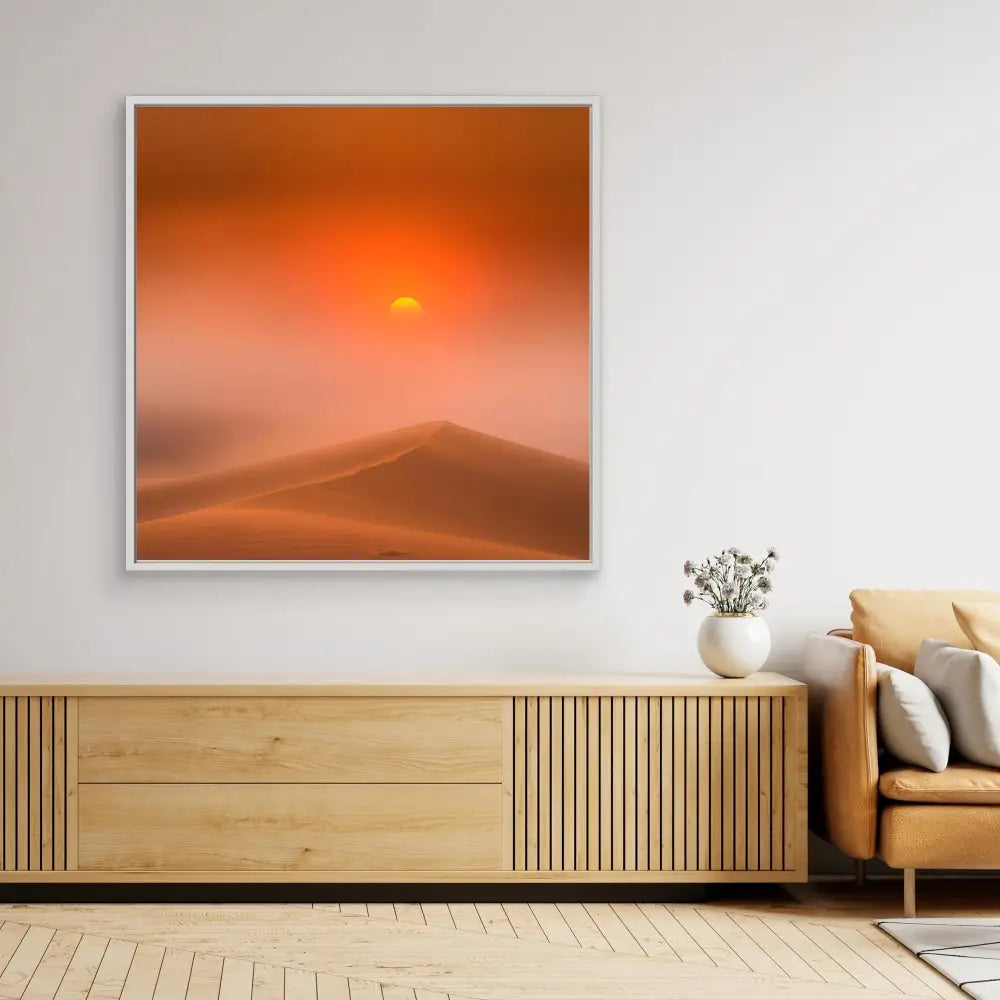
[136,414,588,486]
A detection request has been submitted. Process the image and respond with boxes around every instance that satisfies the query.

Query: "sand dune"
[138,421,452,523]
[136,421,590,561]
[137,506,563,561]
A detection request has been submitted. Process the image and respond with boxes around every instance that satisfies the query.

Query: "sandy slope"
[138,421,451,523]
[137,506,563,561]
[136,421,590,561]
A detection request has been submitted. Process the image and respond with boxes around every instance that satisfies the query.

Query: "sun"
[388,296,422,317]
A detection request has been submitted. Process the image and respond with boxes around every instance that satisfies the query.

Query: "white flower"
[683,590,695,605]
[767,547,780,561]
[734,563,752,578]
[764,557,776,572]
[758,576,772,593]
[683,560,697,577]
[718,552,736,567]
[694,573,710,590]
[721,583,738,599]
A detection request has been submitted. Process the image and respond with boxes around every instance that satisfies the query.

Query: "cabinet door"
[503,695,806,875]
[79,783,501,872]
[79,697,502,783]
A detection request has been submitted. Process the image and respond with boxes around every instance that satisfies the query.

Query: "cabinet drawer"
[79,783,500,872]
[79,697,501,783]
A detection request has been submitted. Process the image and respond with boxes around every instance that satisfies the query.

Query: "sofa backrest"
[850,589,1000,671]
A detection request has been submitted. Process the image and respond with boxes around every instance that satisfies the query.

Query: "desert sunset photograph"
[132,102,593,563]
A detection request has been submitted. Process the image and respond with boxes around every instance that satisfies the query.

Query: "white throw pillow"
[876,664,951,771]
[915,638,1000,768]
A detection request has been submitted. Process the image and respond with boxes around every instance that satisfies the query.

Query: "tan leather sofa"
[804,590,1000,916]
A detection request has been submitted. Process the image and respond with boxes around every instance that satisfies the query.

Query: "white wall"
[1,0,998,682]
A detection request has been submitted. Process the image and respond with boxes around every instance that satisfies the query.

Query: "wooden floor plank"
[0,924,56,996]
[581,904,645,957]
[186,954,224,1000]
[337,906,368,919]
[636,905,714,966]
[0,925,31,978]
[22,931,82,1000]
[418,907,454,931]
[380,987,415,1000]
[793,923,898,994]
[392,906,424,926]
[54,935,110,1000]
[608,904,679,961]
[726,914,823,982]
[218,959,253,1000]
[314,976,350,1000]
[444,908,483,936]
[345,980,381,1000]
[89,938,139,1000]
[664,908,748,971]
[498,905,546,943]
[249,963,283,1000]
[695,910,785,976]
[471,905,514,939]
[151,950,194,1000]
[829,925,937,997]
[553,904,612,952]
[119,945,165,1000]
[283,968,316,1000]
[0,889,981,1000]
[861,924,959,999]
[526,905,578,948]
[758,918,859,988]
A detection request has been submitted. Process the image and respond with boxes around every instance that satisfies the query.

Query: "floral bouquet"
[683,547,778,615]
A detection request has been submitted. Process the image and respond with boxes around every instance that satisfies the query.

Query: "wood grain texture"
[65,698,78,872]
[0,888,968,1000]
[506,692,806,879]
[501,697,514,873]
[0,674,806,698]
[1,696,70,872]
[79,783,501,872]
[3,682,807,885]
[79,697,502,783]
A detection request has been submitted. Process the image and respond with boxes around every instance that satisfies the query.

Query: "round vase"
[697,613,771,678]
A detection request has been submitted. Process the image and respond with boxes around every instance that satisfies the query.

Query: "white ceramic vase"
[697,613,771,678]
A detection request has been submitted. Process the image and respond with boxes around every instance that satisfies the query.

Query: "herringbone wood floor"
[0,881,994,1000]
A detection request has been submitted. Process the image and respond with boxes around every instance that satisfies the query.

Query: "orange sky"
[136,105,591,481]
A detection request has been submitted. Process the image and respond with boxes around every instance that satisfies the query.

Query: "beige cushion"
[954,601,1000,661]
[916,639,1000,768]
[876,664,950,771]
[850,589,1000,671]
[880,763,1000,804]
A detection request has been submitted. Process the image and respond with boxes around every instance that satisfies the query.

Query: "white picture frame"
[125,95,600,571]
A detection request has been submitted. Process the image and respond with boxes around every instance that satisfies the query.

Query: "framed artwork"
[125,96,599,570]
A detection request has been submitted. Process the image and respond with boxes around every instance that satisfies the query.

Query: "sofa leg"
[903,868,916,918]
[855,859,866,887]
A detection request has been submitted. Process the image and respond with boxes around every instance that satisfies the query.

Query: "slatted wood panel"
[1,697,75,871]
[507,695,802,873]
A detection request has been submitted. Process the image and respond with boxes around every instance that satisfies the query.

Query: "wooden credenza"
[0,674,806,883]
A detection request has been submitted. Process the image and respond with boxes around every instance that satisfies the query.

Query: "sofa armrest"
[803,633,879,860]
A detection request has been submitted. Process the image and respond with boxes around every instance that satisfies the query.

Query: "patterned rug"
[878,919,1000,999]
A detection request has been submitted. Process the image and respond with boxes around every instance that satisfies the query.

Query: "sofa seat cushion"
[880,763,1000,803]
